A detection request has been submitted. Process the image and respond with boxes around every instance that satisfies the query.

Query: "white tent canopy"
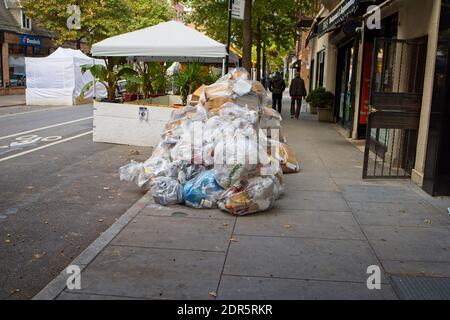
[91,21,233,63]
[25,48,107,106]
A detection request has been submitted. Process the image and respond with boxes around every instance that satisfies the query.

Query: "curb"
[33,192,151,300]
[0,103,26,108]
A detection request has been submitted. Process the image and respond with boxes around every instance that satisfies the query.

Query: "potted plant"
[80,57,139,102]
[123,80,140,102]
[306,87,334,121]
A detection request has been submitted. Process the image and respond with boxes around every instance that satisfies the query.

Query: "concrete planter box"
[93,101,176,147]
[317,107,333,122]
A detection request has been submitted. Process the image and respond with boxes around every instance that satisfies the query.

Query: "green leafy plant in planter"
[123,80,140,102]
[172,62,209,105]
[133,62,168,99]
[306,87,334,120]
[148,62,169,96]
[80,57,139,102]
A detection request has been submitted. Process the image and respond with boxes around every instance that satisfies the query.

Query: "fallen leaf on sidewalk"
[5,239,11,243]
[222,223,229,227]
[424,219,432,224]
[103,187,110,191]
[283,224,292,229]
[129,149,140,156]
[33,252,46,259]
[98,219,104,222]
[209,292,217,297]
[229,238,238,242]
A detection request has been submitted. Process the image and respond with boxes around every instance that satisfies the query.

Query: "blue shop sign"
[19,34,41,47]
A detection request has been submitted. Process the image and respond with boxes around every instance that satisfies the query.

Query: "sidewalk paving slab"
[233,209,365,240]
[277,190,351,212]
[348,201,450,227]
[0,95,25,107]
[111,215,233,252]
[59,245,225,300]
[363,225,450,263]
[218,275,397,300]
[223,235,390,284]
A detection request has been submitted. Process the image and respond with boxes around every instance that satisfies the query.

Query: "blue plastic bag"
[183,171,223,209]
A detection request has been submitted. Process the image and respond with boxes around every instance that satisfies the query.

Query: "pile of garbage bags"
[119,68,300,216]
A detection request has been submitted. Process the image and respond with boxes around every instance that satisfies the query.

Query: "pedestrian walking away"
[290,73,307,119]
[269,72,286,113]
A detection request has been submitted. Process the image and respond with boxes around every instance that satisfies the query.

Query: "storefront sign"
[19,34,41,47]
[232,0,245,20]
[317,0,359,36]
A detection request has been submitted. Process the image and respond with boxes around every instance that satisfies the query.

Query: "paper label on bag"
[201,199,213,208]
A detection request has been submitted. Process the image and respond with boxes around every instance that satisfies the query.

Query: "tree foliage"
[185,0,317,69]
[22,0,175,45]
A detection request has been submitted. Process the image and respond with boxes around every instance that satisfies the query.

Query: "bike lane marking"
[0,116,93,141]
[0,130,93,163]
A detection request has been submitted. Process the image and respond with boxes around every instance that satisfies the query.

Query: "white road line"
[0,105,85,118]
[0,131,93,163]
[0,116,93,141]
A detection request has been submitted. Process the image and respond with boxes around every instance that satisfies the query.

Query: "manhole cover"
[171,212,188,218]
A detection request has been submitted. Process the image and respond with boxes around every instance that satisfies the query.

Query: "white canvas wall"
[25,48,106,106]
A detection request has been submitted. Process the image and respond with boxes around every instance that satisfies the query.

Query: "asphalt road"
[0,104,152,299]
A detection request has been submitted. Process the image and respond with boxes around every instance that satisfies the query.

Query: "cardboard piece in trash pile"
[268,142,300,174]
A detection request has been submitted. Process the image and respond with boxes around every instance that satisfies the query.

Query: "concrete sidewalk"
[0,95,25,107]
[35,101,450,300]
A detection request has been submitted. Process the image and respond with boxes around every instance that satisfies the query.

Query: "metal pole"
[225,0,233,74]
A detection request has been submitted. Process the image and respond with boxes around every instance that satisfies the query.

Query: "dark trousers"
[291,97,302,119]
[272,94,283,113]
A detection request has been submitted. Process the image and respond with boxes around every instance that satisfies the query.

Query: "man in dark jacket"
[289,73,307,119]
[269,72,286,113]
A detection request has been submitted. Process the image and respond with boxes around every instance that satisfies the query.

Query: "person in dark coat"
[289,73,307,119]
[269,72,286,113]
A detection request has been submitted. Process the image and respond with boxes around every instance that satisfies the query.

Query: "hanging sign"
[317,0,359,35]
[19,34,41,47]
[232,0,245,20]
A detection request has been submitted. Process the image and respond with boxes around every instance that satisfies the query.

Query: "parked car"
[10,73,26,87]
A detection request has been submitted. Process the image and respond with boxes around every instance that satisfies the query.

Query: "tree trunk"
[242,0,253,73]
[262,42,267,88]
[256,19,261,81]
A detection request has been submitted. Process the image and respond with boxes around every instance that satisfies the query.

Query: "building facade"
[0,0,88,95]
[306,0,449,196]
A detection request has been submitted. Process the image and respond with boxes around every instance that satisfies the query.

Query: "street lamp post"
[225,0,233,74]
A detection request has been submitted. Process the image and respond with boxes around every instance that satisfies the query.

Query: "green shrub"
[306,87,334,108]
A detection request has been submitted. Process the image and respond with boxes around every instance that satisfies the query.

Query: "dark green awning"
[317,0,361,36]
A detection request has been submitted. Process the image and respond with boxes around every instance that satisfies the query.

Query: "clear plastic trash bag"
[151,177,184,206]
[218,176,278,216]
[166,160,206,185]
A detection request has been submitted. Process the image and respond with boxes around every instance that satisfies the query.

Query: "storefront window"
[0,47,3,87]
[7,43,50,87]
[8,44,26,87]
[33,46,50,57]
[316,50,325,88]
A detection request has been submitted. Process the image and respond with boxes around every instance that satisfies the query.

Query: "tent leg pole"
[222,59,226,76]
[93,59,96,101]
